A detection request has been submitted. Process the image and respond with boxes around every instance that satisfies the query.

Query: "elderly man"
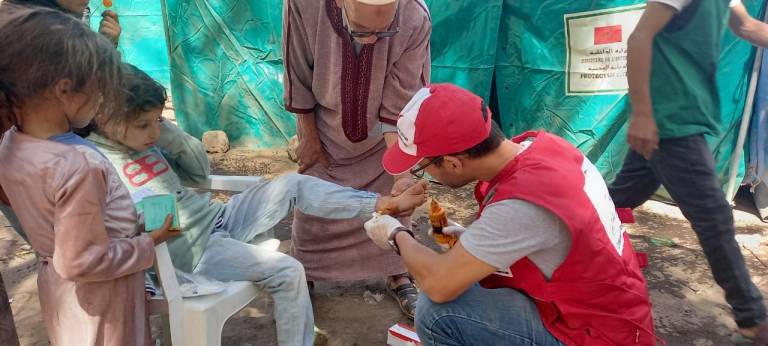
[282,0,431,318]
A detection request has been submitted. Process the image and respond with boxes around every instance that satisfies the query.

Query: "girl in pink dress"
[0,7,179,345]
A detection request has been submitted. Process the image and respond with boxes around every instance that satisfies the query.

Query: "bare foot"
[376,180,428,216]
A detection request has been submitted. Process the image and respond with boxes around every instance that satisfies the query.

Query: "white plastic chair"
[150,174,275,346]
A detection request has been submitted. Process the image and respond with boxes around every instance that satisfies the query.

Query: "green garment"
[650,0,731,138]
[88,121,223,272]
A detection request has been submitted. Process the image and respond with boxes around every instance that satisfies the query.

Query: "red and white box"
[387,323,421,346]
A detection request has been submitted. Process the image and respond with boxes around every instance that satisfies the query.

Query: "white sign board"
[564,5,645,95]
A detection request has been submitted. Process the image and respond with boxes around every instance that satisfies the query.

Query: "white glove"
[428,220,466,238]
[364,213,406,250]
[442,220,467,237]
[428,220,466,251]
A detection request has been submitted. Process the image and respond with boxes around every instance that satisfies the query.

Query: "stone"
[202,130,230,153]
[287,135,299,163]
[692,338,714,346]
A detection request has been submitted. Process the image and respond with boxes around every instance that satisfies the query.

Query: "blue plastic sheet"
[747,48,768,220]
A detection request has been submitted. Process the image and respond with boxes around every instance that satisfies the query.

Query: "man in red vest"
[364,84,658,345]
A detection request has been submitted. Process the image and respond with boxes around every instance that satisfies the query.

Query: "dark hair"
[2,0,78,16]
[92,63,167,140]
[0,6,122,133]
[123,64,168,114]
[459,120,505,158]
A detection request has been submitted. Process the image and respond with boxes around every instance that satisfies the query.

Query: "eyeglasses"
[341,1,400,39]
[410,157,442,179]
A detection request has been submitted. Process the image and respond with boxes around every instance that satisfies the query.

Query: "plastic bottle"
[429,199,457,249]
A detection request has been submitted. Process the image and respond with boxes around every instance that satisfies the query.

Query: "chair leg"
[183,311,222,346]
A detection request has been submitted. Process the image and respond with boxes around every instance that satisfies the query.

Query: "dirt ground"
[1,147,767,345]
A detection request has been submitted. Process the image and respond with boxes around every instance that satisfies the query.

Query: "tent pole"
[725,23,767,201]
[725,49,762,201]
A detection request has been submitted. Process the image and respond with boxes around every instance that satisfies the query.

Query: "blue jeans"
[416,286,563,346]
[194,173,380,346]
[216,173,379,242]
[609,135,767,328]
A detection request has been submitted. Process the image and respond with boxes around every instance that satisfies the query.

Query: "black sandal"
[387,275,418,320]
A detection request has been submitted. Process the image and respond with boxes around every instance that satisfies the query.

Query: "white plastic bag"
[147,269,227,299]
[175,270,227,297]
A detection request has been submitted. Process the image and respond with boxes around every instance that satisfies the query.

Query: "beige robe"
[0,128,154,345]
[283,0,431,280]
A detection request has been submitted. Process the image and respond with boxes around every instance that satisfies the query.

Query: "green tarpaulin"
[496,0,764,187]
[89,0,170,88]
[425,0,501,101]
[160,0,291,148]
[105,0,762,189]
[157,0,501,148]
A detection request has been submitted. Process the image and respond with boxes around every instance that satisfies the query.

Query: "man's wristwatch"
[388,227,415,256]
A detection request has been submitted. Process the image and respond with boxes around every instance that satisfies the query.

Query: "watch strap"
[389,227,414,255]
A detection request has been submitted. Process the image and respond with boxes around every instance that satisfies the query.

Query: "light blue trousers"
[193,173,379,346]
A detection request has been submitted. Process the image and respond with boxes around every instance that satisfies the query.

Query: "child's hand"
[99,10,121,45]
[149,214,181,245]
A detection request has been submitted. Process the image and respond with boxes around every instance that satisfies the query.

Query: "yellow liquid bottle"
[429,199,457,249]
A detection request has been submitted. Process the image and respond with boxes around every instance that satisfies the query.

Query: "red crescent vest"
[475,131,657,345]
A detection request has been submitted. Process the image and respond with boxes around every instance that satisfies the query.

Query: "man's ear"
[442,155,464,173]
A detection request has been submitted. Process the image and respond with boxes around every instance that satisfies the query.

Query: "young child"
[0,8,179,345]
[86,64,427,346]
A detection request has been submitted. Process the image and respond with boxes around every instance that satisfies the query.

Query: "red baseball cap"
[382,84,492,175]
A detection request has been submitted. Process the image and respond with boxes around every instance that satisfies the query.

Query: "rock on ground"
[202,131,230,153]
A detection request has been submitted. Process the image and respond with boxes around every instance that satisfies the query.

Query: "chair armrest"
[153,243,185,343]
[183,175,264,192]
[154,243,182,302]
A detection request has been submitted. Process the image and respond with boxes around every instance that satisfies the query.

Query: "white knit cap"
[354,0,396,4]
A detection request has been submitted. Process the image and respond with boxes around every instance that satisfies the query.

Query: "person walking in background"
[610,0,768,343]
